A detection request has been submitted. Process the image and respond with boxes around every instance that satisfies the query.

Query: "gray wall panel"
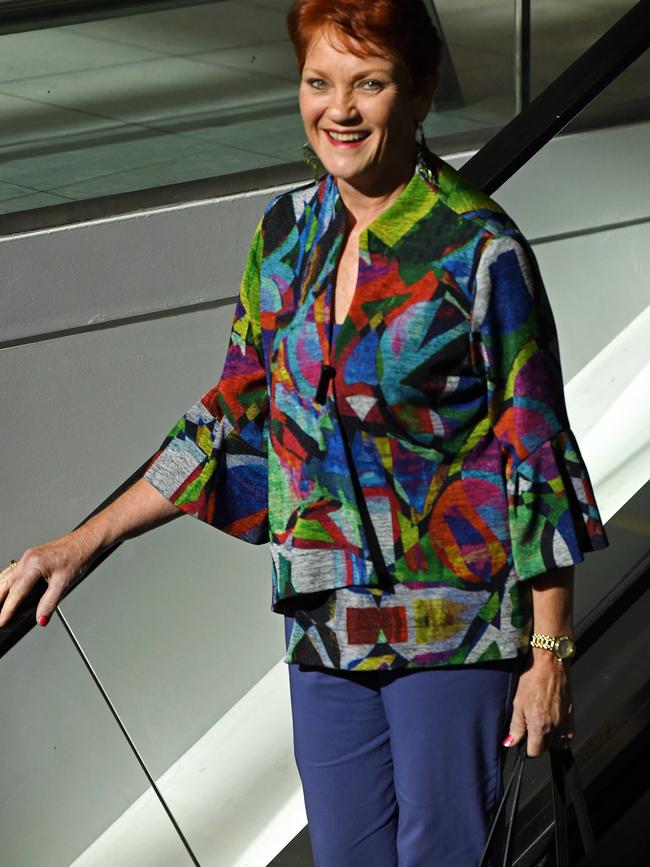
[532,222,650,380]
[0,188,286,342]
[494,122,650,239]
[1,305,284,783]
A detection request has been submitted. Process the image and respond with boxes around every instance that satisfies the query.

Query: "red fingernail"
[38,615,49,627]
[502,735,515,747]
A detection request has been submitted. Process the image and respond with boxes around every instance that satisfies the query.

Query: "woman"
[0,1,609,864]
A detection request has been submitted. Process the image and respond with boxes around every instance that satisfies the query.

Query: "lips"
[323,129,370,147]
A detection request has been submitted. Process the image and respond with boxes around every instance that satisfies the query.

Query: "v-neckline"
[332,227,361,329]
[319,149,440,363]
[327,155,435,333]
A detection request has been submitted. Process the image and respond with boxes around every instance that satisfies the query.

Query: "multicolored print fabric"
[145,147,609,670]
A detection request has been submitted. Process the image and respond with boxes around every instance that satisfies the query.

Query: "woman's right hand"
[0,529,98,629]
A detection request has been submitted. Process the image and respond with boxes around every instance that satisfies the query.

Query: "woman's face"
[299,27,432,195]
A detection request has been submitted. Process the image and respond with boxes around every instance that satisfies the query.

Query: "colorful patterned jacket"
[145,148,609,668]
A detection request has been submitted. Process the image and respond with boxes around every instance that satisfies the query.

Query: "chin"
[321,156,376,183]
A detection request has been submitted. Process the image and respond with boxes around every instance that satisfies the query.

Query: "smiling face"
[299,26,434,198]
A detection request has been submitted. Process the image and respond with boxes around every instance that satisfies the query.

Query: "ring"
[9,560,17,568]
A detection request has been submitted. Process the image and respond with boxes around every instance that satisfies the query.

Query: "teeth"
[328,131,367,142]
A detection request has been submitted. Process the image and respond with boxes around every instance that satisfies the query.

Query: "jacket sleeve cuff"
[144,400,269,544]
[508,428,609,581]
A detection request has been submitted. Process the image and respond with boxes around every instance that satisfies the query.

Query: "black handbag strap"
[551,749,596,866]
[478,744,526,867]
[479,744,596,867]
[551,748,569,867]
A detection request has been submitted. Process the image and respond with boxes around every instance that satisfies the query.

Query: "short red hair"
[287,0,442,91]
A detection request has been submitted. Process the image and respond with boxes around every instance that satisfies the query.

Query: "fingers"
[0,553,42,628]
[0,533,93,631]
[503,726,574,755]
[503,700,527,750]
[525,726,548,758]
[0,549,61,629]
[0,559,17,603]
[35,581,64,627]
[521,725,575,756]
[502,714,549,756]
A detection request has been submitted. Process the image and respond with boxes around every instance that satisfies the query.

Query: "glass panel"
[1,1,646,219]
[58,527,300,867]
[0,1,297,215]
[531,0,640,104]
[0,0,517,218]
[0,622,196,867]
[430,0,516,133]
[530,0,650,131]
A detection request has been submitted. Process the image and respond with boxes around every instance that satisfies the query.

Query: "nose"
[328,86,360,123]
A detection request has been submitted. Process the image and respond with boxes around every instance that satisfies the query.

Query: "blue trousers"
[284,616,520,867]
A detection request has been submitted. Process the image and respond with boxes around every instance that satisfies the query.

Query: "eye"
[360,79,384,91]
[306,77,327,91]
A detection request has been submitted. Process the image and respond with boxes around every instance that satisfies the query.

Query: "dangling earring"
[416,121,435,184]
[302,142,325,180]
[417,121,427,151]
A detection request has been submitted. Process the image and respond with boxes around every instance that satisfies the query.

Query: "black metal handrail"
[2,1,649,662]
[0,0,222,35]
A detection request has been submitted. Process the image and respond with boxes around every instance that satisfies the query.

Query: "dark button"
[315,363,336,404]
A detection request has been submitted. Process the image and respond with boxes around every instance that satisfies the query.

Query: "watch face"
[556,637,576,659]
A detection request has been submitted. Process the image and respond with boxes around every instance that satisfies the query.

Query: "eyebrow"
[302,66,391,79]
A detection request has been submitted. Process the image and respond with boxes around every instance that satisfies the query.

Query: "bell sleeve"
[470,232,609,581]
[143,221,269,544]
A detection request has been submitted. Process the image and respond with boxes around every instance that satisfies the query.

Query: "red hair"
[287,0,442,91]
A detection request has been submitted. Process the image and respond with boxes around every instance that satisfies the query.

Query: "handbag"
[479,742,596,867]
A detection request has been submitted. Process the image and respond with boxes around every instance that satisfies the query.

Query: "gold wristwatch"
[530,633,577,660]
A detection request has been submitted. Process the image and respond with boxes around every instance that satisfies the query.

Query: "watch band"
[530,633,558,651]
[530,633,577,660]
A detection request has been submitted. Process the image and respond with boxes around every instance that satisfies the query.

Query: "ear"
[415,70,440,122]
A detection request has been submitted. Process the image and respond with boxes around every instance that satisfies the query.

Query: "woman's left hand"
[503,648,574,756]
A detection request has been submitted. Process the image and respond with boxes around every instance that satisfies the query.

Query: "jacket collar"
[295,146,446,369]
[313,144,444,254]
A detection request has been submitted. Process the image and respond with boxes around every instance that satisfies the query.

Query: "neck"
[335,149,418,231]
